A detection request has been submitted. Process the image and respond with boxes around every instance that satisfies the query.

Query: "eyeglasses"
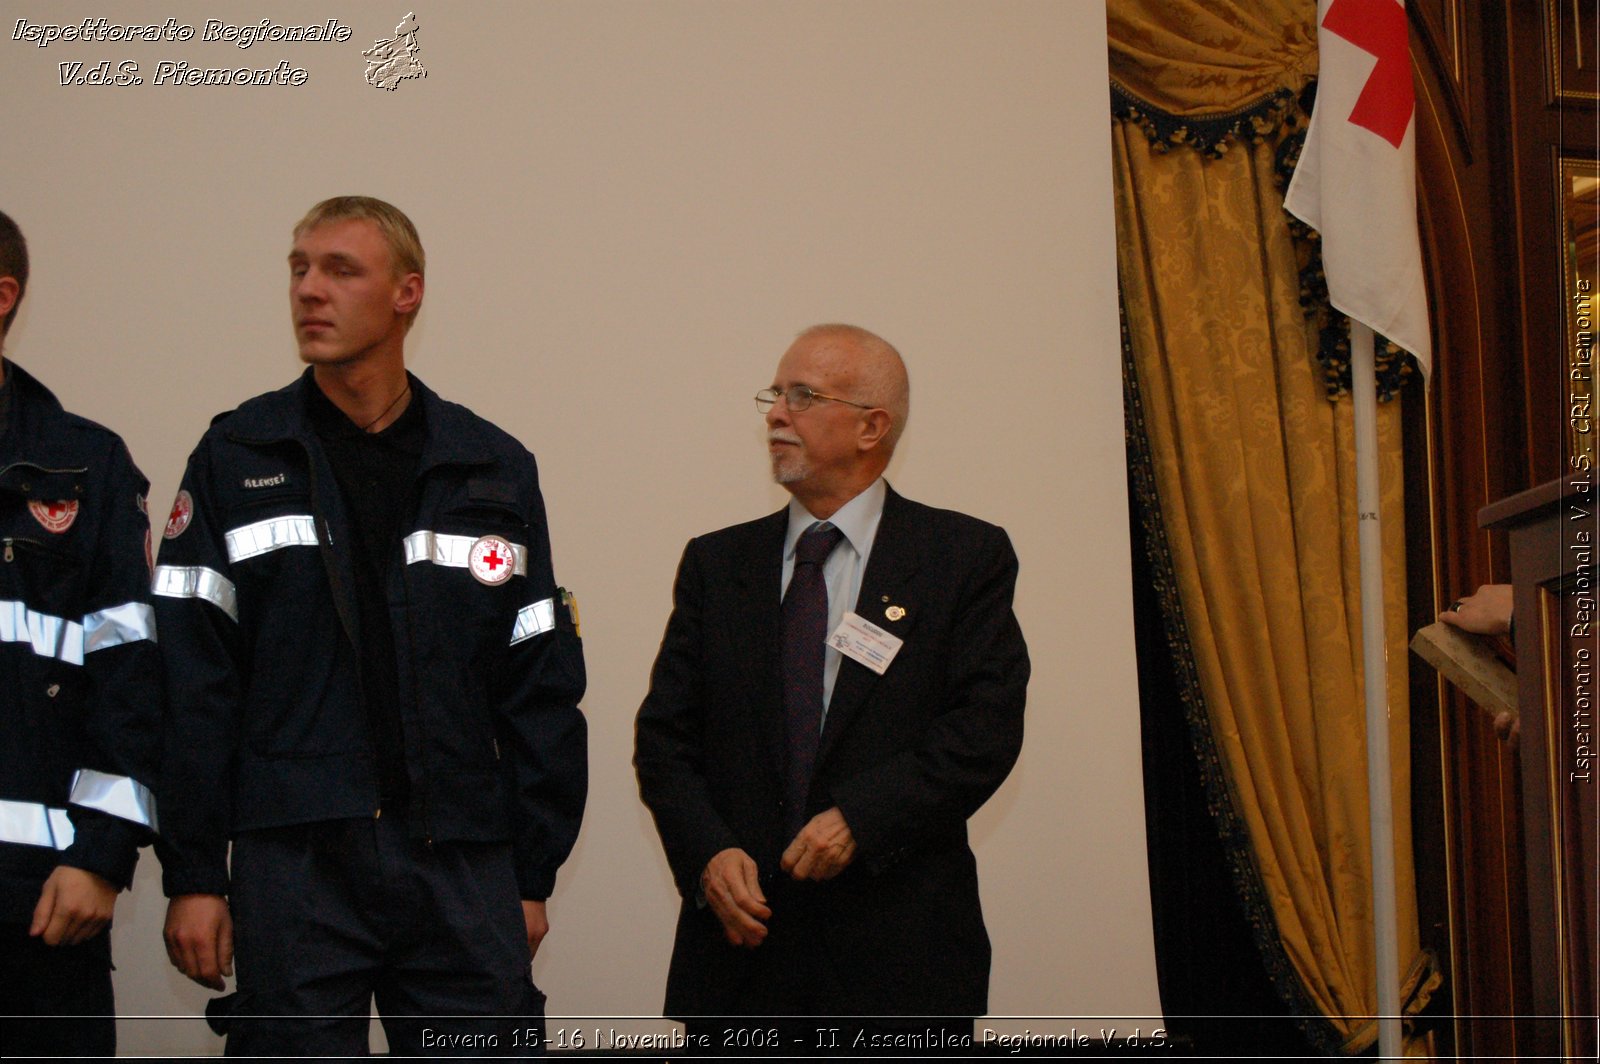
[754,385,877,413]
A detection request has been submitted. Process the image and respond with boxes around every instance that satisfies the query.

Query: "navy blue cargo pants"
[217,814,544,1057]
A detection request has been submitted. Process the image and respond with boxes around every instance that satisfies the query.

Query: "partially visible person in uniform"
[0,209,162,1057]
[634,324,1029,1053]
[155,196,587,1056]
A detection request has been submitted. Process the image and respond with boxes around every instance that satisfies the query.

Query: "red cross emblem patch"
[468,535,515,586]
[29,499,78,533]
[164,490,194,540]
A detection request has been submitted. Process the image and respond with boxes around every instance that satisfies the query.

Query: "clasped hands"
[700,807,856,948]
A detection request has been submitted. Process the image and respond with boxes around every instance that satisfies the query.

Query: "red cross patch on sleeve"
[164,490,194,540]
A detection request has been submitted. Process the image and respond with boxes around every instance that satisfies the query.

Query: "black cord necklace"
[361,383,410,433]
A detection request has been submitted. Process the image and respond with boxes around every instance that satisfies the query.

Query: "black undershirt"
[307,379,424,809]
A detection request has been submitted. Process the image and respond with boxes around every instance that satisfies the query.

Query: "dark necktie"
[781,522,844,840]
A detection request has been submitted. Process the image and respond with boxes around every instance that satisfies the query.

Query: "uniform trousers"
[0,920,116,1057]
[220,813,543,1057]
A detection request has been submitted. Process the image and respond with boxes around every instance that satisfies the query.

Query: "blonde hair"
[294,197,425,325]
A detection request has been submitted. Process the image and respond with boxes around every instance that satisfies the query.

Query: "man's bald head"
[792,324,910,454]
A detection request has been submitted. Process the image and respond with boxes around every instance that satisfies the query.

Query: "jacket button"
[46,684,60,698]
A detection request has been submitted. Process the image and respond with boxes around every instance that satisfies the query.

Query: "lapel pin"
[885,605,906,622]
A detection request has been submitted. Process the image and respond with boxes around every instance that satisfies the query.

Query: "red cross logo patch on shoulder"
[468,534,515,586]
[29,499,78,533]
[164,490,194,540]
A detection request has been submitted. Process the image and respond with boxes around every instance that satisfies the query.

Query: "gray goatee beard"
[768,433,807,484]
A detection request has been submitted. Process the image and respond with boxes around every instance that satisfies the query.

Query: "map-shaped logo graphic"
[364,12,426,91]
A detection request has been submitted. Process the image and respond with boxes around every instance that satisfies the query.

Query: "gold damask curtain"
[1111,0,1438,1052]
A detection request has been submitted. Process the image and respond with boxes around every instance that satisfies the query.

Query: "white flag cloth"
[1284,0,1432,378]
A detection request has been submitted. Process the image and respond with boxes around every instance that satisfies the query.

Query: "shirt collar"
[784,477,887,561]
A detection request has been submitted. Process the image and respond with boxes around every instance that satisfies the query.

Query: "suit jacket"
[634,484,1029,1018]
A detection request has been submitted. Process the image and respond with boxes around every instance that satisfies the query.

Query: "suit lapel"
[815,485,925,769]
[728,509,789,782]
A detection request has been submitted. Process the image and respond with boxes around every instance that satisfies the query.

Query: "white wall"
[2,1,1158,1053]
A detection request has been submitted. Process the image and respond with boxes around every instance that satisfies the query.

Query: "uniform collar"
[0,359,79,468]
[223,366,495,471]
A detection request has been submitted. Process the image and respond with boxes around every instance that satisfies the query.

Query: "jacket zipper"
[395,486,433,845]
[3,536,60,563]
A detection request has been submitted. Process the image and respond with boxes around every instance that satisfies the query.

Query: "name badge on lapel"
[827,611,904,675]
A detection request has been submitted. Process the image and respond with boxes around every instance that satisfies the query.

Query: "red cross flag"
[1285,0,1432,377]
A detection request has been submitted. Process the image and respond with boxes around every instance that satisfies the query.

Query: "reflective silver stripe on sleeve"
[83,601,157,654]
[225,514,318,563]
[0,799,75,850]
[69,768,158,831]
[403,531,528,576]
[0,600,84,665]
[510,597,556,646]
[151,565,239,622]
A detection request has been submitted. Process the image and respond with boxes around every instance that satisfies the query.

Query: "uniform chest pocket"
[0,534,86,624]
[410,489,529,578]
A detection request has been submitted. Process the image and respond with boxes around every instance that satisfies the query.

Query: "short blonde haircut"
[294,197,425,326]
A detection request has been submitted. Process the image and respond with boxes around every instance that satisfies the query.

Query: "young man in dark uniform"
[156,197,586,1056]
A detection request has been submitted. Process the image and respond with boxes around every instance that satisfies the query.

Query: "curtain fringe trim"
[1110,80,1298,160]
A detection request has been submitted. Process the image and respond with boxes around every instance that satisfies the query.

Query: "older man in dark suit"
[634,324,1028,1054]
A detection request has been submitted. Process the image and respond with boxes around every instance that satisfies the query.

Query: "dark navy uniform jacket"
[0,361,161,921]
[154,369,586,902]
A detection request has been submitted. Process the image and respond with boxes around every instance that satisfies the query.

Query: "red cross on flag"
[1284,0,1432,378]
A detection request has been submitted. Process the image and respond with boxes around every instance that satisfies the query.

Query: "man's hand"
[164,893,234,991]
[30,866,117,946]
[1440,584,1513,636]
[700,848,771,948]
[780,807,857,881]
[523,899,549,960]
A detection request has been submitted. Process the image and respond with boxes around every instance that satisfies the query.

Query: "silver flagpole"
[1350,320,1402,1059]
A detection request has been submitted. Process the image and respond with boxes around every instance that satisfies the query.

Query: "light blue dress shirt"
[781,477,887,718]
